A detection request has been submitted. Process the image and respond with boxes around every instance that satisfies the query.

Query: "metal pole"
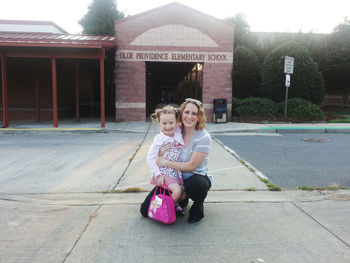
[75,61,80,122]
[51,56,58,127]
[1,53,9,127]
[284,86,289,117]
[100,49,105,128]
[35,62,40,122]
[284,74,291,117]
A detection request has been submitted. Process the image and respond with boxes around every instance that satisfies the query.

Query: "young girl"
[146,105,184,213]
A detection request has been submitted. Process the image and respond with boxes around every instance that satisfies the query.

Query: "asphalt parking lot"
[214,133,350,189]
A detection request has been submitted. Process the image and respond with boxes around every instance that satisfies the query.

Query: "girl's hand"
[158,142,172,156]
[156,174,165,186]
[157,156,168,167]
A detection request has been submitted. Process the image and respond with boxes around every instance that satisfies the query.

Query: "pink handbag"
[148,186,176,224]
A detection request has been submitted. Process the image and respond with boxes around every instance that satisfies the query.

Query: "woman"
[140,98,212,223]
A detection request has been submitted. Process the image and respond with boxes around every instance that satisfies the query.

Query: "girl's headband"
[156,107,178,113]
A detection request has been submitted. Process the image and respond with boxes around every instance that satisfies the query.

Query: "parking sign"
[284,56,294,74]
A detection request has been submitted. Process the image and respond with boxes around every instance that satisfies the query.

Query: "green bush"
[289,104,324,120]
[278,98,324,120]
[236,97,278,117]
[277,97,311,116]
[262,41,324,105]
[232,97,241,116]
[232,45,262,98]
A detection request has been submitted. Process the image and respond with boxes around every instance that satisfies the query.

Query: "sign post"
[284,56,294,117]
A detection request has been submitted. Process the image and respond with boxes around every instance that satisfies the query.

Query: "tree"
[262,41,324,105]
[226,13,258,51]
[256,31,328,67]
[226,13,249,47]
[323,18,350,107]
[232,45,261,98]
[79,0,124,35]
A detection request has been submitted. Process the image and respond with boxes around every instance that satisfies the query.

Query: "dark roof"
[0,32,116,49]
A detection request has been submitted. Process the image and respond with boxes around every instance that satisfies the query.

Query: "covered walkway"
[0,32,115,128]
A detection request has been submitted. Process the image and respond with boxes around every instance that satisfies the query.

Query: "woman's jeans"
[140,174,211,220]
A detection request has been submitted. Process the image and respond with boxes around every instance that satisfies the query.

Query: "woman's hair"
[150,105,179,123]
[179,98,206,130]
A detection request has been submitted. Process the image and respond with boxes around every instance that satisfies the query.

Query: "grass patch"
[315,184,339,191]
[239,159,257,173]
[244,187,257,191]
[240,160,246,165]
[128,146,141,161]
[298,184,350,191]
[323,106,350,123]
[260,178,281,191]
[122,187,144,192]
[329,115,350,123]
[267,184,281,191]
[298,185,314,191]
[248,167,256,173]
[239,158,281,191]
[260,178,268,183]
[327,111,350,115]
[102,186,144,194]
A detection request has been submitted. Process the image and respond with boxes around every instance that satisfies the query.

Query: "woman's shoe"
[187,215,203,223]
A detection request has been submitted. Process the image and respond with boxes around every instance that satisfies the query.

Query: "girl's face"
[181,103,199,129]
[159,113,177,136]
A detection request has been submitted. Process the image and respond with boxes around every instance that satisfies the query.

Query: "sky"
[0,0,348,34]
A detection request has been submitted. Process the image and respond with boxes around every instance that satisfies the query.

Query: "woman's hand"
[157,156,168,167]
[158,142,172,156]
[156,174,165,186]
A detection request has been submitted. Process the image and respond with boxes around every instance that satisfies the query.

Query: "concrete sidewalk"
[1,191,349,262]
[0,121,350,262]
[1,119,350,134]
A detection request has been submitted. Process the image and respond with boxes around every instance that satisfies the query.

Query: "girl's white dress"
[146,126,184,185]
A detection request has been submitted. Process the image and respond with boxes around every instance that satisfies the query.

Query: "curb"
[0,128,148,134]
[1,126,350,134]
[0,128,107,134]
[211,136,269,181]
[260,127,350,134]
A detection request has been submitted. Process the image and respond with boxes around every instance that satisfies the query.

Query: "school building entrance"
[146,61,203,116]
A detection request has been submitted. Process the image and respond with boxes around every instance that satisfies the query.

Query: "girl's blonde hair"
[150,105,179,123]
[179,99,206,130]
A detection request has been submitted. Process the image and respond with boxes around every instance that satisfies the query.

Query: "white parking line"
[209,166,245,173]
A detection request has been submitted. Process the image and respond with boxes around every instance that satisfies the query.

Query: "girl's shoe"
[175,204,185,216]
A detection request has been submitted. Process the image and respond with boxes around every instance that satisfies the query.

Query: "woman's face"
[182,102,199,129]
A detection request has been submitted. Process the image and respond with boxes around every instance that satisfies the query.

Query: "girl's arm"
[158,151,207,172]
[146,135,163,177]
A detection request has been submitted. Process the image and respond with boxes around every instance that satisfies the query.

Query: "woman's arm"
[158,151,207,172]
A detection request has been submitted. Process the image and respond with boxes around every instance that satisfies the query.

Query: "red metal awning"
[0,32,113,128]
[0,32,115,49]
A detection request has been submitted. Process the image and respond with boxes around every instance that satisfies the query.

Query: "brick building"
[115,2,234,121]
